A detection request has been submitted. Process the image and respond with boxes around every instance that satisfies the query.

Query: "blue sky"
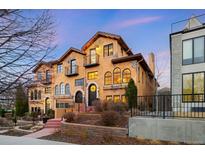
[25,9,205,88]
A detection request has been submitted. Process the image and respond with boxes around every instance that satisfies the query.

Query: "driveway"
[0,135,71,145]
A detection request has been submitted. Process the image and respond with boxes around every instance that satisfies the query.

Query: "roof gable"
[82,31,133,55]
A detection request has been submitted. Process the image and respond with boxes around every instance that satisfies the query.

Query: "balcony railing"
[65,65,79,76]
[41,78,52,85]
[84,54,99,67]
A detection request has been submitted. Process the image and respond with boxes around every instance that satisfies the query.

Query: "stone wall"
[129,117,205,144]
[61,121,128,138]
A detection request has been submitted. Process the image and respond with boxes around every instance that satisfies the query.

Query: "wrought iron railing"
[84,54,99,67]
[65,65,79,76]
[131,94,205,119]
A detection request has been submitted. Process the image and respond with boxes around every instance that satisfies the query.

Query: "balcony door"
[70,59,76,74]
[46,70,51,82]
[90,49,96,64]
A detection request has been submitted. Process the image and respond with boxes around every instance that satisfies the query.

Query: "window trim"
[113,67,121,84]
[182,71,205,102]
[75,78,84,86]
[182,36,205,66]
[106,95,112,101]
[113,95,120,103]
[87,71,98,80]
[104,71,112,85]
[57,64,63,73]
[103,43,113,57]
[122,68,131,83]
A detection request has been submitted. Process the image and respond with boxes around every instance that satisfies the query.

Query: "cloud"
[107,16,162,30]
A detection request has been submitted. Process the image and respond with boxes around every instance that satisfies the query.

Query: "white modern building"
[170,16,205,112]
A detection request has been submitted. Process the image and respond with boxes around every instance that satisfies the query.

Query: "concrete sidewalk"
[0,135,71,145]
[23,128,57,138]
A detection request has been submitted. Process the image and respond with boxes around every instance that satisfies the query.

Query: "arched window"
[60,82,65,95]
[104,71,112,85]
[38,90,41,100]
[65,84,70,95]
[34,90,38,100]
[113,67,121,84]
[30,91,33,100]
[122,68,131,83]
[55,85,59,95]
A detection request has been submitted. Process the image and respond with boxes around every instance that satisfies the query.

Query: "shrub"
[47,109,55,119]
[0,117,12,127]
[93,99,103,112]
[63,112,76,122]
[101,111,120,126]
[110,103,128,115]
[0,108,5,117]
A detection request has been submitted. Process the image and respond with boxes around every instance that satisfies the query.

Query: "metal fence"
[131,94,205,119]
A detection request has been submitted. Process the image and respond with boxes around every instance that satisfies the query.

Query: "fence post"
[163,95,165,119]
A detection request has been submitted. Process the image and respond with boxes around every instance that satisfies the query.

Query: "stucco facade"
[28,31,158,118]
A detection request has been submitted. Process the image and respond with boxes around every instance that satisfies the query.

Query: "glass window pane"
[194,73,204,101]
[114,95,120,103]
[183,40,193,64]
[183,74,193,102]
[194,37,204,63]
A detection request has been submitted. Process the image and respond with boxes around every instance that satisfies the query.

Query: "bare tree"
[0,10,56,94]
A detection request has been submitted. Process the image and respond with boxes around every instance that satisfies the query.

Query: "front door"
[88,84,97,106]
[75,91,83,103]
[45,98,51,114]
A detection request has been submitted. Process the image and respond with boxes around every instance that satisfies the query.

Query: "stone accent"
[61,121,128,137]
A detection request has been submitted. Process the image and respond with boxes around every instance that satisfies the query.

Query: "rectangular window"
[104,44,113,56]
[56,103,69,108]
[183,37,205,65]
[88,71,98,80]
[90,49,96,64]
[194,37,204,63]
[45,87,51,94]
[121,95,127,103]
[75,78,84,86]
[194,73,204,101]
[183,40,193,65]
[57,64,63,73]
[182,72,205,102]
[70,59,77,74]
[142,71,144,84]
[106,95,112,101]
[37,72,42,81]
[138,67,140,82]
[113,95,120,103]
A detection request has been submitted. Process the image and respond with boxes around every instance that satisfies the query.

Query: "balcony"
[41,78,52,85]
[65,65,79,77]
[103,83,128,90]
[84,54,99,67]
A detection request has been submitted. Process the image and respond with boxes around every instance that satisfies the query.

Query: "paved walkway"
[0,135,70,145]
[23,128,58,138]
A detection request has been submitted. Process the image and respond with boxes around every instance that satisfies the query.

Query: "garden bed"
[1,129,31,136]
[40,128,185,145]
[66,112,128,128]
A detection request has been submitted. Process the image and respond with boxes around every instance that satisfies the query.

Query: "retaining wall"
[129,117,205,144]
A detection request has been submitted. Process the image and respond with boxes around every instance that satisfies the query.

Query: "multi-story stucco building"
[170,16,205,112]
[28,31,158,118]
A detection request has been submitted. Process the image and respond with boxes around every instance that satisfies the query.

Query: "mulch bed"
[71,113,128,128]
[40,129,185,145]
[1,129,31,137]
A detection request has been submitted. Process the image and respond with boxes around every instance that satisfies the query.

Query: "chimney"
[148,52,155,76]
